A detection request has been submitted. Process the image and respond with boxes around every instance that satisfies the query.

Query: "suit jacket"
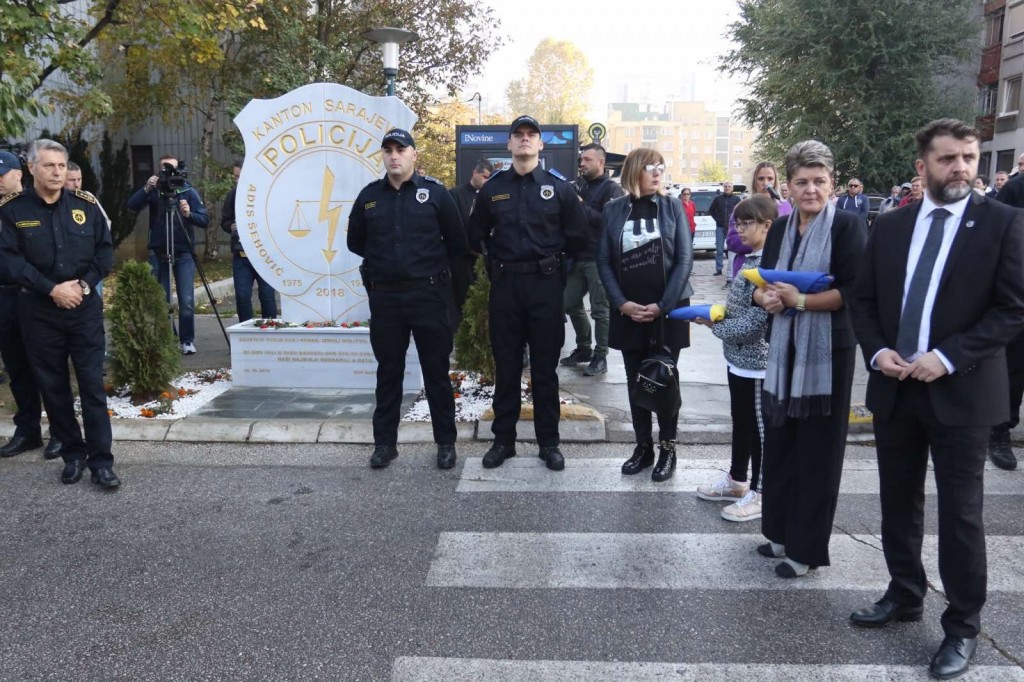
[850,194,1024,426]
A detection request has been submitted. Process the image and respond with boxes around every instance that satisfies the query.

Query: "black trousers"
[622,347,681,444]
[996,329,1024,431]
[761,346,855,567]
[0,287,42,438]
[727,372,764,491]
[488,270,564,447]
[873,380,988,639]
[19,292,112,469]
[368,286,456,446]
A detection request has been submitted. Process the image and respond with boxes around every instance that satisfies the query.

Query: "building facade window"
[986,11,1005,47]
[1003,77,1021,115]
[980,84,998,116]
[642,126,658,142]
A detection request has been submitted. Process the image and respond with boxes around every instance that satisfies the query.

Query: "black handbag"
[631,319,681,414]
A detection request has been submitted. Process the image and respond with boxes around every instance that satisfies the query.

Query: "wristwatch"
[78,279,91,295]
[796,294,806,312]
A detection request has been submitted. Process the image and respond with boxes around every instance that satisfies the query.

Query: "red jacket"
[681,198,696,234]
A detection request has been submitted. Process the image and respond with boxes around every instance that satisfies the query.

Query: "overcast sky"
[464,0,747,121]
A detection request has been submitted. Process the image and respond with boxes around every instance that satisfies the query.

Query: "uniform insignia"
[423,175,444,186]
[72,189,97,204]
[364,201,376,210]
[0,191,21,207]
[416,188,430,204]
[71,209,87,225]
[492,193,510,202]
[547,168,568,182]
[540,185,555,200]
[15,220,40,228]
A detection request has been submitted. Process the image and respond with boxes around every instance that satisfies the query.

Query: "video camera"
[157,161,189,197]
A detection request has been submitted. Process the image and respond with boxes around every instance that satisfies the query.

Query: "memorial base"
[228,323,423,391]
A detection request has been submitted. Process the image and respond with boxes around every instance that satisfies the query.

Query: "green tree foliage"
[721,0,979,190]
[108,260,181,401]
[454,260,494,383]
[505,39,593,127]
[0,0,122,138]
[221,0,504,154]
[698,160,730,183]
[99,132,136,248]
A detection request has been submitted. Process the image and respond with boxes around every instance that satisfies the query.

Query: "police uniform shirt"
[0,189,113,295]
[466,166,588,262]
[347,173,467,283]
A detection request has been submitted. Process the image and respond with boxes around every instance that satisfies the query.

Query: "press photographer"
[127,154,209,354]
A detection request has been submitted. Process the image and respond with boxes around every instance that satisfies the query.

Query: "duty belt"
[491,254,561,275]
[366,270,449,292]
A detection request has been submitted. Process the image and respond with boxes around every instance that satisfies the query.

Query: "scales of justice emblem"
[234,82,417,323]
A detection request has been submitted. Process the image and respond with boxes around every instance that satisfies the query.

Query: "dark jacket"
[127,182,209,255]
[708,191,741,229]
[836,192,870,222]
[761,209,867,350]
[597,193,695,311]
[221,186,243,255]
[850,194,1024,426]
[576,174,625,261]
[995,171,1024,207]
[0,188,113,294]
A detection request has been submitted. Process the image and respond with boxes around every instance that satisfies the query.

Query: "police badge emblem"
[416,188,429,204]
[540,185,555,200]
[71,209,87,225]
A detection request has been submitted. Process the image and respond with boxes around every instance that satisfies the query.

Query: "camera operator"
[127,154,209,354]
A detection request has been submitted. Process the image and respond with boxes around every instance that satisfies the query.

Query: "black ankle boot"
[989,427,1018,470]
[651,441,677,482]
[621,442,655,475]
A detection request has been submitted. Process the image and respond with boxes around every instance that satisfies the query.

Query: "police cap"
[381,129,415,149]
[0,151,20,176]
[509,115,542,136]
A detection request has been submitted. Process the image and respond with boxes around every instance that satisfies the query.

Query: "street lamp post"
[467,92,482,124]
[360,27,420,97]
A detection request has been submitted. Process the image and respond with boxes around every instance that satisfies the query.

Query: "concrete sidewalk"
[72,255,901,445]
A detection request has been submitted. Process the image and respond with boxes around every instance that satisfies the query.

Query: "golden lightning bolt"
[318,166,342,263]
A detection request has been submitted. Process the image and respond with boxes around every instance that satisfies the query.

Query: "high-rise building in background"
[605,101,758,186]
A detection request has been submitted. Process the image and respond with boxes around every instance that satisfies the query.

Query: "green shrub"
[108,260,181,401]
[454,259,494,383]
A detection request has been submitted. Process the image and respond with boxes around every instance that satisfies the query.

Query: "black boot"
[651,441,677,482]
[621,442,655,475]
[989,427,1018,471]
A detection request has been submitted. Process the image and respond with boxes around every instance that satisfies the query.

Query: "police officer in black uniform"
[0,139,119,489]
[347,129,467,470]
[466,115,588,471]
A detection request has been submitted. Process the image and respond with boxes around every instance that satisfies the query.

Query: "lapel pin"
[966,220,975,228]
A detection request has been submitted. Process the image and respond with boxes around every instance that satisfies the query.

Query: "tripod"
[159,191,230,350]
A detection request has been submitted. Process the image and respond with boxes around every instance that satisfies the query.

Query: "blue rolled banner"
[741,268,834,293]
[667,303,726,322]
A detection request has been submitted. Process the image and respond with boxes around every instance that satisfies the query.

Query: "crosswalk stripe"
[457,458,1021,495]
[391,657,1024,681]
[425,532,1024,592]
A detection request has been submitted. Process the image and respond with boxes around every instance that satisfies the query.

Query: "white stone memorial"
[229,83,422,390]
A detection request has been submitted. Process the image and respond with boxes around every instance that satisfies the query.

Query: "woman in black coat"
[597,148,694,482]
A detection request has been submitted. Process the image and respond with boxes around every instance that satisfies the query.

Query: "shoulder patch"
[546,168,568,182]
[488,169,507,180]
[422,175,445,186]
[0,191,21,207]
[73,189,97,204]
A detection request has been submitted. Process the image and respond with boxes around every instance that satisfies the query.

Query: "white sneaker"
[181,342,197,355]
[696,472,749,501]
[721,490,762,522]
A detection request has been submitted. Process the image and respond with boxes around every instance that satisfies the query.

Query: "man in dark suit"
[849,119,1024,680]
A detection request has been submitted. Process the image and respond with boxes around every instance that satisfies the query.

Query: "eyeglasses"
[735,220,765,231]
[848,183,861,188]
[643,164,665,174]
[682,191,691,196]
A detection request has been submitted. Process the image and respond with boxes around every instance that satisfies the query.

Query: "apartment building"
[605,101,759,186]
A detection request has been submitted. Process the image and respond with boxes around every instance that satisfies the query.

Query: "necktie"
[896,207,951,358]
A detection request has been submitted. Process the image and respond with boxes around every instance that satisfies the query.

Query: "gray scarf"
[763,202,834,426]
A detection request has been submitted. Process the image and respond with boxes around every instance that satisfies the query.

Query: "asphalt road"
[0,442,1021,681]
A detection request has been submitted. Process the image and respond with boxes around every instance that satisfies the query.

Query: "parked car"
[866,194,885,226]
[671,184,748,252]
